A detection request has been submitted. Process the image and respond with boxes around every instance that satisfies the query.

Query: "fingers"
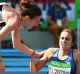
[31,52,42,58]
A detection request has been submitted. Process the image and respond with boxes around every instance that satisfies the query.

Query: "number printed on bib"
[48,61,71,74]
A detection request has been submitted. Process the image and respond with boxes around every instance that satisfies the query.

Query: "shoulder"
[73,49,80,55]
[3,4,20,16]
[76,49,80,59]
[44,48,57,60]
[73,49,80,63]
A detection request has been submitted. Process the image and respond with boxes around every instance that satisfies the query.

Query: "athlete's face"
[24,15,41,30]
[59,31,72,50]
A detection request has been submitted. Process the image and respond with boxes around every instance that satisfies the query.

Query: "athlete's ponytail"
[19,0,41,19]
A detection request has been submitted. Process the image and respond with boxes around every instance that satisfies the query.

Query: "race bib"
[48,61,71,74]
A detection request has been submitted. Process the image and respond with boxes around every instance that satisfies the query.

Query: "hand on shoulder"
[44,48,57,60]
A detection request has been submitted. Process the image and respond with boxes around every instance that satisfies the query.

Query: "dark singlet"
[48,48,76,74]
[0,4,6,27]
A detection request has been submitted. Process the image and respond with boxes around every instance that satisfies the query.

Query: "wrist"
[30,50,36,56]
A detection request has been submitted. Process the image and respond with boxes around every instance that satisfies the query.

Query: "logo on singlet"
[48,61,71,74]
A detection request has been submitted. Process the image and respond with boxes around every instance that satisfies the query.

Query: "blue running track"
[1,49,48,74]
